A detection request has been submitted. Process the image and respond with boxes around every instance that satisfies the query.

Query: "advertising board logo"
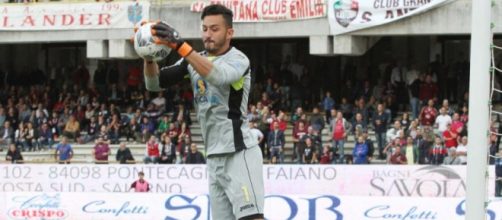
[333,0,359,27]
[8,193,68,220]
[128,2,143,25]
[370,166,465,197]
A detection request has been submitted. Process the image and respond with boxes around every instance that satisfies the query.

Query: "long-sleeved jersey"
[158,47,257,156]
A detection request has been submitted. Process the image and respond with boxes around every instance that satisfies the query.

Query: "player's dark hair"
[201,4,233,28]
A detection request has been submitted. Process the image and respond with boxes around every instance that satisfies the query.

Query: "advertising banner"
[1,192,502,220]
[0,1,149,31]
[327,0,456,35]
[0,165,495,197]
[190,0,326,22]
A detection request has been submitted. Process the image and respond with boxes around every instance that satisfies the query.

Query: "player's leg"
[207,156,236,220]
[224,146,264,220]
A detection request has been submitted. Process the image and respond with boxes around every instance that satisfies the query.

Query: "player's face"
[202,15,234,55]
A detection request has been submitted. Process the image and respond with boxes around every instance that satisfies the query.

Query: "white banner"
[0,1,149,31]
[2,192,502,220]
[0,165,495,197]
[328,0,456,35]
[190,0,326,22]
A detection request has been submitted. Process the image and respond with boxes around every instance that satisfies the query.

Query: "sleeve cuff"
[144,74,164,92]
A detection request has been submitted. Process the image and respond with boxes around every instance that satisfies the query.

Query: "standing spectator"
[362,130,375,162]
[419,74,439,103]
[309,107,325,133]
[443,124,458,149]
[14,122,27,151]
[6,143,23,164]
[62,115,80,142]
[25,122,36,151]
[374,103,389,159]
[185,144,206,164]
[319,145,333,164]
[93,62,107,96]
[144,136,159,164]
[408,74,422,119]
[130,171,150,192]
[332,111,351,164]
[292,121,307,163]
[351,112,367,139]
[92,137,110,164]
[248,122,264,156]
[290,107,303,126]
[386,121,402,143]
[116,143,135,164]
[430,136,447,165]
[419,99,437,127]
[456,136,468,165]
[322,91,335,122]
[352,136,369,164]
[55,136,73,164]
[390,146,407,165]
[417,130,432,164]
[435,107,452,135]
[126,64,142,93]
[159,135,176,164]
[302,138,317,164]
[268,121,285,164]
[402,136,418,165]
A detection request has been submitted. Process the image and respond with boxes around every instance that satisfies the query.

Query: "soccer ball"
[133,22,172,62]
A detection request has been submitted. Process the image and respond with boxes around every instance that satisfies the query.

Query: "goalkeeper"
[142,4,264,220]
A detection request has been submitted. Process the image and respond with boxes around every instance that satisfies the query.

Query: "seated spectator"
[144,136,159,164]
[0,121,13,152]
[25,122,35,151]
[14,122,27,151]
[456,136,468,165]
[37,123,53,150]
[107,113,121,144]
[82,117,99,144]
[185,143,205,164]
[116,143,135,164]
[6,143,23,164]
[156,115,170,136]
[319,145,333,164]
[151,92,166,111]
[302,138,317,164]
[140,117,154,143]
[55,136,73,164]
[390,146,407,165]
[402,136,418,165]
[92,137,110,164]
[417,130,433,164]
[386,120,402,143]
[125,116,140,142]
[172,104,191,126]
[443,148,461,165]
[352,136,369,164]
[62,115,80,142]
[159,135,176,164]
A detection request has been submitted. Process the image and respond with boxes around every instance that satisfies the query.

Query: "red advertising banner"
[0,1,150,31]
[190,0,326,22]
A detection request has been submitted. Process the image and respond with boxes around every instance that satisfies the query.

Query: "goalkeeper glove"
[151,21,193,57]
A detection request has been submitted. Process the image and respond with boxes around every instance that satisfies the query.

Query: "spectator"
[151,92,166,111]
[322,91,335,122]
[331,111,351,164]
[419,74,438,103]
[185,144,206,164]
[25,122,35,151]
[62,115,80,142]
[386,120,402,143]
[390,146,407,165]
[144,136,159,164]
[156,115,170,136]
[430,136,447,165]
[55,136,73,164]
[456,136,468,165]
[352,136,369,164]
[92,137,110,164]
[0,121,13,152]
[400,112,411,132]
[116,143,135,164]
[83,117,99,144]
[6,143,23,164]
[443,124,458,149]
[362,130,375,162]
[435,107,452,134]
[247,105,261,122]
[292,121,307,163]
[319,145,333,164]
[352,112,367,139]
[130,171,150,192]
[402,136,418,165]
[495,154,502,197]
[408,73,422,119]
[373,103,389,159]
[417,130,432,164]
[159,135,176,164]
[37,123,53,150]
[140,117,154,143]
[125,116,140,142]
[309,107,325,133]
[419,99,437,127]
[290,107,303,126]
[14,122,27,151]
[268,121,285,164]
[249,122,264,155]
[302,138,317,164]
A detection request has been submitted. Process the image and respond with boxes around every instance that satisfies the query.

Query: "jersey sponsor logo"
[195,79,208,95]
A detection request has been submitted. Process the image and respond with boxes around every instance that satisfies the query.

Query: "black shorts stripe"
[243,149,260,214]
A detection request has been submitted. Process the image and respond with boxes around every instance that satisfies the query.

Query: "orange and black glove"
[151,21,193,57]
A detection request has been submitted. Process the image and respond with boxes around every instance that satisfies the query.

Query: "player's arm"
[144,59,188,91]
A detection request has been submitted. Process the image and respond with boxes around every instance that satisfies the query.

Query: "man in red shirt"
[419,99,437,127]
[443,124,458,148]
[92,137,110,164]
[331,112,351,164]
[419,74,438,102]
[143,136,159,164]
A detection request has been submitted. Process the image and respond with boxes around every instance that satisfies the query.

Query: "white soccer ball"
[133,22,172,62]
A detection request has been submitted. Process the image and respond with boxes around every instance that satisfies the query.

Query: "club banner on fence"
[0,164,495,197]
[190,0,326,22]
[328,0,456,35]
[0,1,149,31]
[1,192,502,220]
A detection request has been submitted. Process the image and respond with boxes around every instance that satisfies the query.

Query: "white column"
[466,0,491,219]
